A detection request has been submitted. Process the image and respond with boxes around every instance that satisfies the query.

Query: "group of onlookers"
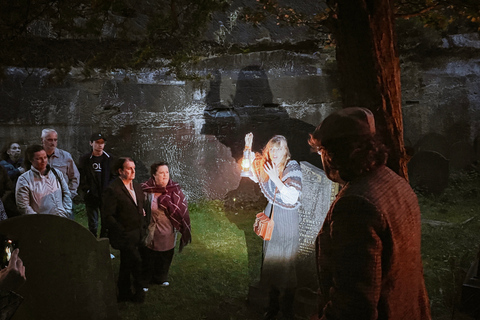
[0,130,78,220]
[0,129,192,306]
[0,107,434,319]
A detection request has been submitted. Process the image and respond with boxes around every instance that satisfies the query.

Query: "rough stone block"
[0,215,119,320]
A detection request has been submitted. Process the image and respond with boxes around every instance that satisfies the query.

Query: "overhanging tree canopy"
[244,0,480,179]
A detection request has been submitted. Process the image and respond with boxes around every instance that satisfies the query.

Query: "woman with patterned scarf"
[140,161,191,288]
[244,133,302,320]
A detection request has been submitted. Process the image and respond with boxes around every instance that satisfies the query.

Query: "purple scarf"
[141,177,191,251]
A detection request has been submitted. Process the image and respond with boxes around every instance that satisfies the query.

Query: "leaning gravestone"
[0,215,119,320]
[296,161,338,288]
[295,161,338,318]
[414,132,450,156]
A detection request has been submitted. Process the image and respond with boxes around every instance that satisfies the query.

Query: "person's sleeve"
[102,187,124,235]
[320,196,384,320]
[78,156,88,194]
[249,171,258,183]
[15,176,36,215]
[278,161,302,204]
[0,166,13,198]
[0,163,17,182]
[278,185,300,204]
[67,155,80,198]
[58,173,72,216]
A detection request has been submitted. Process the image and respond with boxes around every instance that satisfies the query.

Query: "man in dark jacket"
[309,107,431,320]
[102,157,146,303]
[78,133,114,237]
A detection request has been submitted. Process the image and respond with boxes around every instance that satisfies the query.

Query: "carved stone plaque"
[297,161,338,289]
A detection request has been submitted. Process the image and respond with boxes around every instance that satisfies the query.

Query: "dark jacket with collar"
[102,177,146,249]
[78,151,114,203]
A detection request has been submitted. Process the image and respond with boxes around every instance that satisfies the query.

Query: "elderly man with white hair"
[41,128,80,202]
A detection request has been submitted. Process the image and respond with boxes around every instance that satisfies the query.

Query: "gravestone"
[247,161,338,318]
[408,150,449,195]
[0,215,119,320]
[414,132,449,156]
[296,161,338,288]
[295,161,338,318]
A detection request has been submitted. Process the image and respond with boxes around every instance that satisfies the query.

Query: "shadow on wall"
[202,65,323,171]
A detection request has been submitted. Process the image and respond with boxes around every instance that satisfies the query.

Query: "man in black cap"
[79,133,114,237]
[309,108,431,320]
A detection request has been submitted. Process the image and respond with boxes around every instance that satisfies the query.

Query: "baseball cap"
[90,132,107,142]
[313,107,376,144]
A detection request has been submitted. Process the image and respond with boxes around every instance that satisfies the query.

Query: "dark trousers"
[140,246,174,286]
[85,199,107,237]
[265,285,296,319]
[117,232,143,298]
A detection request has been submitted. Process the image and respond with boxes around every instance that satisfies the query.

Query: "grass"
[74,200,265,320]
[420,170,480,320]
[73,169,480,320]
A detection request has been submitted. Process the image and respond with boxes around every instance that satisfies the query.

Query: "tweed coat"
[316,165,431,320]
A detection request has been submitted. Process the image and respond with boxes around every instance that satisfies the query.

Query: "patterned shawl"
[141,177,192,252]
[259,160,302,210]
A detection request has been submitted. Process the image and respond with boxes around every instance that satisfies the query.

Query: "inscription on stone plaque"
[297,161,338,289]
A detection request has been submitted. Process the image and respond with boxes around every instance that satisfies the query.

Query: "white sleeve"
[278,184,300,205]
[248,175,259,183]
[247,167,259,183]
[15,176,37,215]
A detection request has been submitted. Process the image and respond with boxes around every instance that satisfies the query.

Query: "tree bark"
[333,0,408,179]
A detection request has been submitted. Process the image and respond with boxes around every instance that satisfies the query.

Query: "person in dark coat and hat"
[309,107,431,320]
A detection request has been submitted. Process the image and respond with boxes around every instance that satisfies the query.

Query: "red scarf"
[141,177,192,251]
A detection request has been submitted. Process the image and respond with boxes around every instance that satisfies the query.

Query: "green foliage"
[242,0,480,45]
[0,0,231,78]
[395,0,480,32]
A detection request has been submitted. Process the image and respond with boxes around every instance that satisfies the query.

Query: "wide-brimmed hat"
[314,107,376,144]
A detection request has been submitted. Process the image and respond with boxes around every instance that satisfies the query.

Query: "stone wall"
[1,45,479,201]
[0,50,337,201]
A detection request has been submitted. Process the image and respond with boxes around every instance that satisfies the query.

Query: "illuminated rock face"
[0,51,338,201]
[1,49,479,200]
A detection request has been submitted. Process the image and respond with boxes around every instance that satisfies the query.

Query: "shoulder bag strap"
[50,167,64,194]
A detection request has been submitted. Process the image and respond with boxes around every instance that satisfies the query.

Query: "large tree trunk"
[333,0,408,179]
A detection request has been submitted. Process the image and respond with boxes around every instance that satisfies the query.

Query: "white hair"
[41,128,57,139]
